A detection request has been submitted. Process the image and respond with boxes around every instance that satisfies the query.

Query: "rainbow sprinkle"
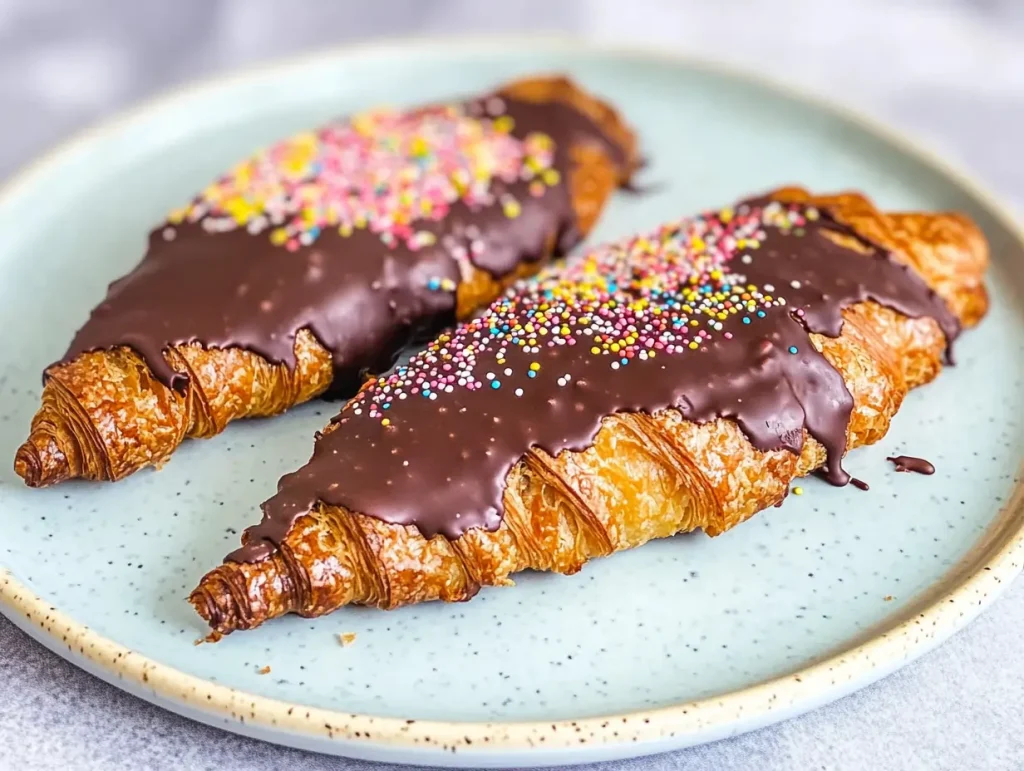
[167,101,558,254]
[345,201,819,423]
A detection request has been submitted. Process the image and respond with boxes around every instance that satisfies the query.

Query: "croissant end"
[189,553,301,639]
[14,431,72,488]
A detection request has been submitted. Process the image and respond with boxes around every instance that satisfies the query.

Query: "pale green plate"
[1,38,1022,768]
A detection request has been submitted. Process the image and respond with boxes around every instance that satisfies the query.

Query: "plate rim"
[2,33,1023,767]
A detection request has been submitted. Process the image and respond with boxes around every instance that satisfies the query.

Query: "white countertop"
[2,1,1023,768]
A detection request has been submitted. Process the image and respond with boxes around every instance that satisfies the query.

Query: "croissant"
[191,186,988,638]
[14,75,637,487]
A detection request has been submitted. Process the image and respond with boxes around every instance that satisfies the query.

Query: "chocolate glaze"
[230,200,959,561]
[56,93,629,398]
[887,455,935,475]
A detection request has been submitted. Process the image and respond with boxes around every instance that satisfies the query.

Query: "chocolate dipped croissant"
[15,76,638,487]
[191,187,988,638]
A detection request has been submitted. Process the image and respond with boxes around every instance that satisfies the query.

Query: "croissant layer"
[16,75,638,487]
[192,187,988,637]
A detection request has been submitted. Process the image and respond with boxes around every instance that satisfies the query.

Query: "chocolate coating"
[230,200,959,561]
[57,94,627,399]
[887,455,936,475]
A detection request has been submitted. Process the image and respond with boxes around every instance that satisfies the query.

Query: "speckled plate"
[1,37,1022,768]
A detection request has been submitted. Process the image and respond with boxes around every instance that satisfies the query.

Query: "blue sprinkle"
[788,346,799,354]
[382,403,391,410]
[757,310,766,318]
[620,358,628,365]
[427,278,441,291]
[742,317,751,324]
[491,380,501,390]
[309,226,321,239]
[527,371,536,378]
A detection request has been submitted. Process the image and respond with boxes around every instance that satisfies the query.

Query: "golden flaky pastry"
[191,187,988,638]
[15,75,638,487]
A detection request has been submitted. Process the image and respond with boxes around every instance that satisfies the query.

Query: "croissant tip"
[14,433,72,488]
[189,576,240,640]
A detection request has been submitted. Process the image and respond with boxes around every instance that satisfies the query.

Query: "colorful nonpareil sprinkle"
[346,201,821,424]
[169,102,558,254]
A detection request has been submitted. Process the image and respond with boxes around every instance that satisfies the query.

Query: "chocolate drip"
[887,455,935,475]
[56,94,628,397]
[851,478,871,491]
[231,201,960,561]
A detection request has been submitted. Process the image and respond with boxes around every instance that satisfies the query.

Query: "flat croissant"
[15,75,637,487]
[191,187,988,638]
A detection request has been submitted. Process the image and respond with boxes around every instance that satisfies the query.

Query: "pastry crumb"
[258,665,272,675]
[338,632,357,647]
[883,595,894,602]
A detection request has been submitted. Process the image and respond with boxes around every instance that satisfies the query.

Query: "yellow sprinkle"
[530,362,541,371]
[494,115,515,133]
[610,343,620,353]
[503,200,522,219]
[542,169,561,186]
[167,207,187,225]
[224,196,258,223]
[353,114,377,136]
[560,325,570,336]
[591,346,600,355]
[793,486,804,496]
[381,418,391,427]
[410,136,429,156]
[688,341,699,350]
[270,228,289,246]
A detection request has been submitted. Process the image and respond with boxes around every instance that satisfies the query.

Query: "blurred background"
[0,0,1022,210]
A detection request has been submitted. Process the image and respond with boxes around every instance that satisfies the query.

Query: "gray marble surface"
[1,1,1023,769]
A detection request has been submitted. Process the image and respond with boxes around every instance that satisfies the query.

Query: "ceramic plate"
[1,38,1022,768]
